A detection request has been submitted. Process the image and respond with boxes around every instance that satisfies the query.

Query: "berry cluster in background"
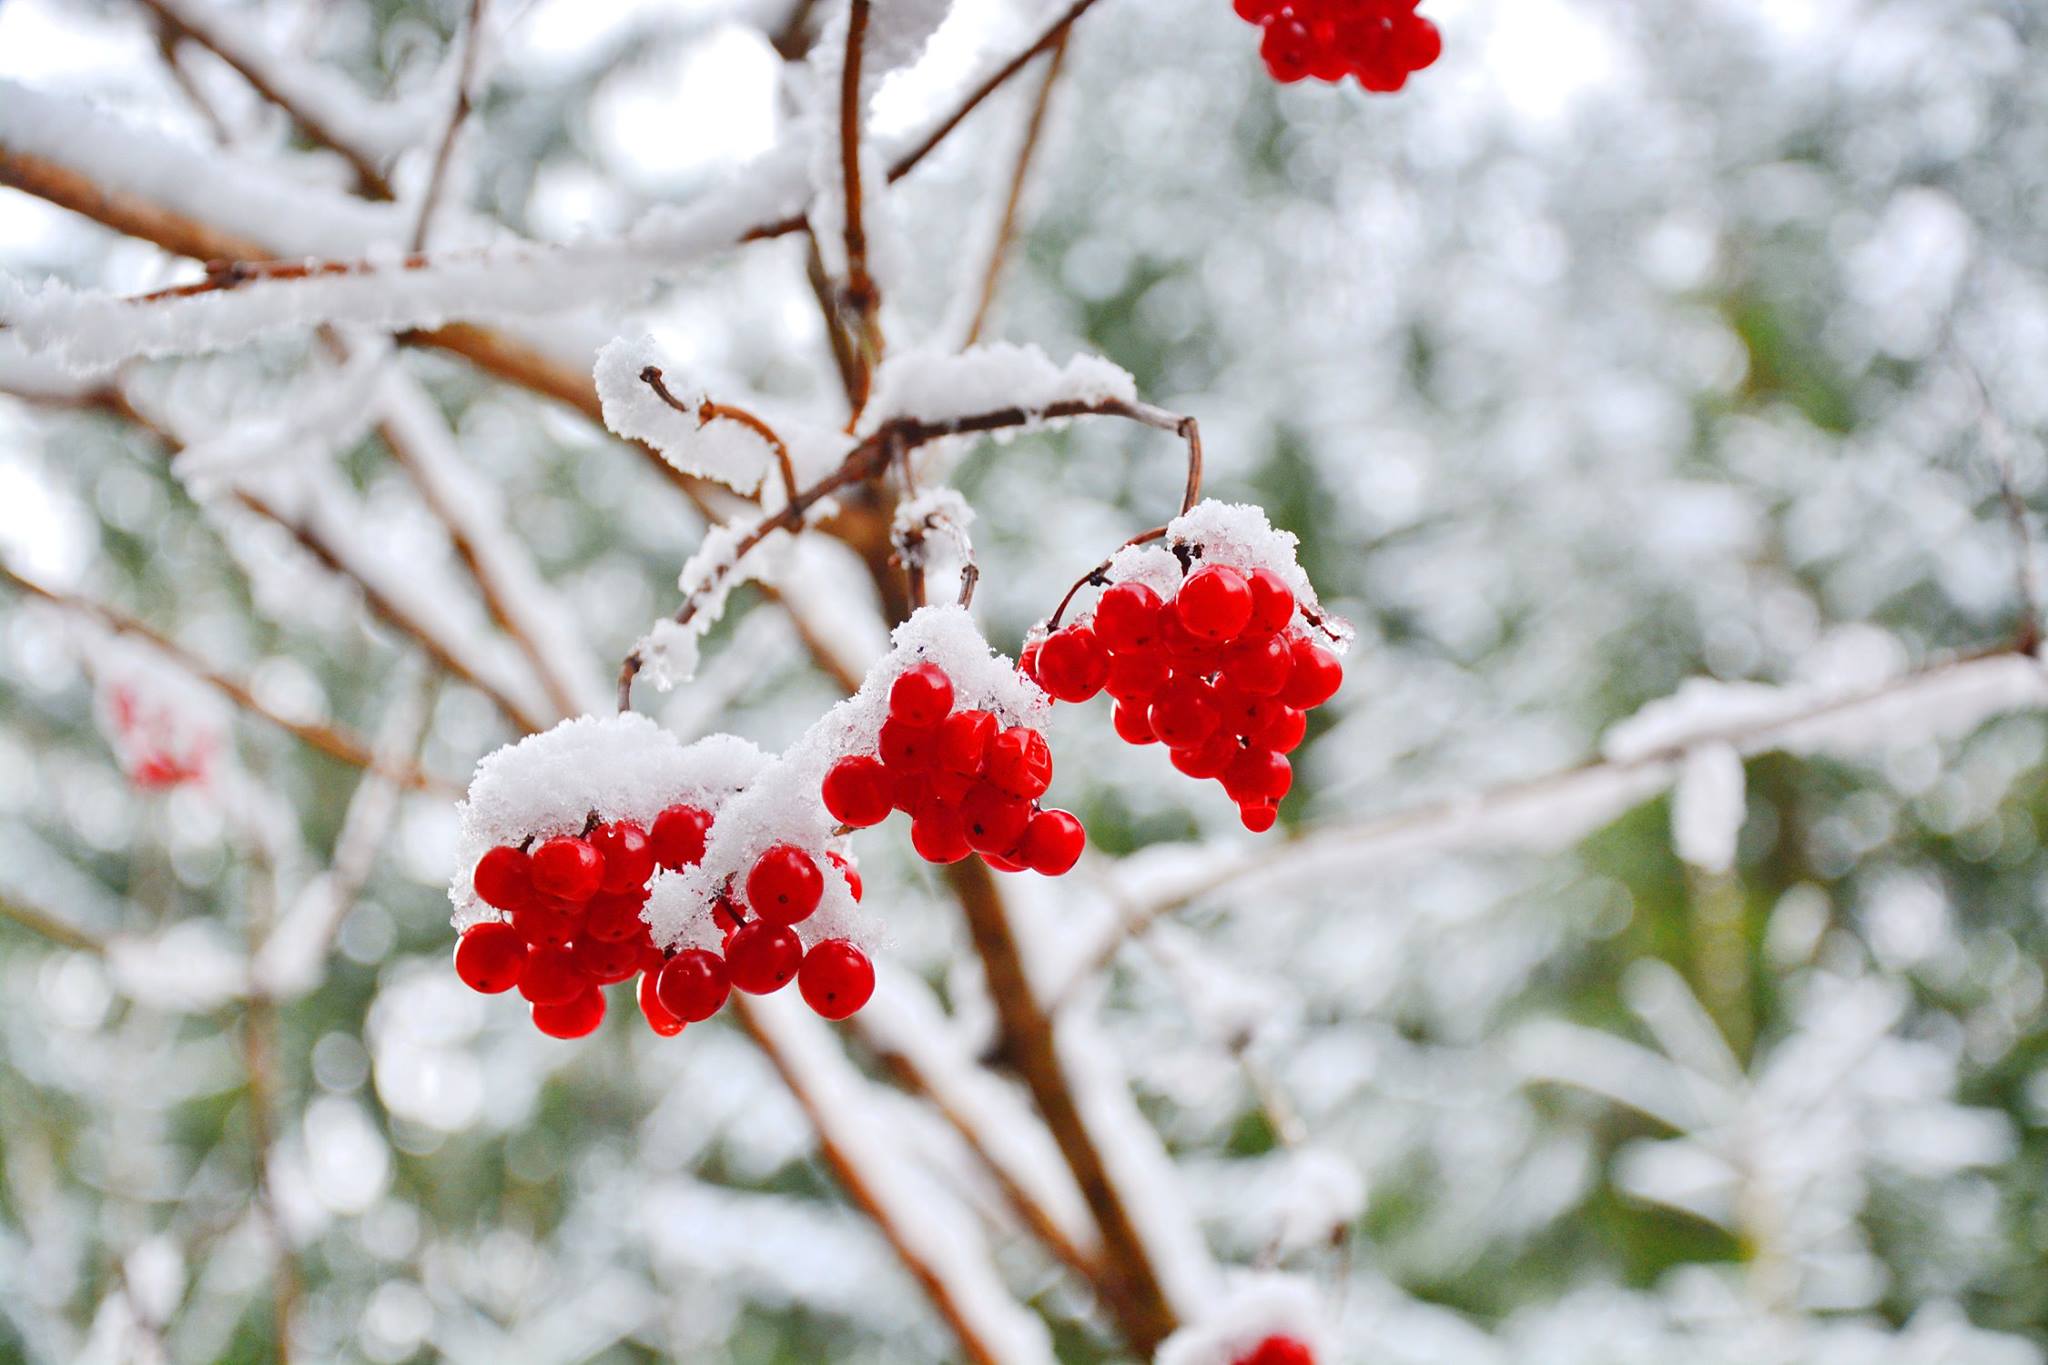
[1233,0,1442,90]
[822,661,1084,875]
[1029,551,1344,833]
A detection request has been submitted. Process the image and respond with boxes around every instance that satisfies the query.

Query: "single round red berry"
[960,783,1032,856]
[531,835,604,902]
[472,845,533,911]
[911,803,972,864]
[890,661,955,727]
[798,939,876,1020]
[1094,582,1166,654]
[879,717,938,771]
[1240,1335,1316,1365]
[573,935,644,985]
[518,943,583,1005]
[656,947,732,1021]
[1113,700,1157,745]
[937,708,998,776]
[1169,735,1239,780]
[747,844,824,925]
[511,899,582,947]
[1106,648,1172,702]
[1036,624,1110,703]
[1246,567,1297,634]
[725,921,803,994]
[637,971,685,1037]
[453,921,526,994]
[1262,19,1315,82]
[828,850,862,902]
[1019,637,1043,683]
[1228,634,1294,696]
[1233,0,1279,22]
[1175,565,1254,642]
[1224,748,1292,805]
[1398,14,1441,70]
[822,755,894,827]
[1159,608,1213,662]
[1020,809,1084,876]
[986,726,1053,800]
[1253,704,1308,754]
[1239,802,1280,834]
[583,891,649,943]
[590,821,656,893]
[650,804,714,869]
[532,986,605,1039]
[1150,677,1220,749]
[1279,639,1343,709]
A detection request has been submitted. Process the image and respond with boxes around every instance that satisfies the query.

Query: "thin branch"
[640,366,801,505]
[963,33,1069,348]
[0,893,105,953]
[129,0,397,199]
[0,560,460,795]
[839,0,885,420]
[805,230,865,411]
[1960,360,2041,654]
[770,0,823,59]
[411,0,489,251]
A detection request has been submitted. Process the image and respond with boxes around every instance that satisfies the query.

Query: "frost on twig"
[864,342,1135,433]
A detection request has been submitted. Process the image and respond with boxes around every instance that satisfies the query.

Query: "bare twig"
[770,0,823,59]
[640,366,802,505]
[839,0,885,420]
[1959,361,2041,653]
[963,34,1069,348]
[0,893,105,953]
[805,231,865,411]
[411,0,489,251]
[0,560,459,794]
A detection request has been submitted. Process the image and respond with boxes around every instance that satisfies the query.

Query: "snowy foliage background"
[2,0,2047,1361]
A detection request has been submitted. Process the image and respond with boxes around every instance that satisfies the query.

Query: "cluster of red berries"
[1233,0,1441,90]
[451,803,875,1038]
[1231,1337,1314,1365]
[821,662,1084,876]
[1026,563,1341,832]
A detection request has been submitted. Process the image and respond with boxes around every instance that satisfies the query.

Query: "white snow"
[449,716,768,927]
[864,343,1136,429]
[1671,743,1745,874]
[594,336,780,494]
[1153,1272,1330,1365]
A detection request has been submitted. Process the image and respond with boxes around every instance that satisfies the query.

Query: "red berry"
[637,971,685,1037]
[911,803,972,864]
[986,727,1053,800]
[1094,582,1165,654]
[1019,637,1044,683]
[532,986,605,1039]
[1227,634,1294,696]
[531,835,604,902]
[983,850,1029,873]
[725,921,802,994]
[798,939,876,1020]
[890,661,955,727]
[828,851,863,902]
[656,947,732,1021]
[932,768,975,804]
[937,709,998,776]
[518,944,583,1005]
[1020,809,1085,876]
[747,844,824,925]
[1106,648,1172,701]
[1112,701,1157,745]
[1239,802,1280,834]
[1279,640,1343,709]
[1247,567,1297,634]
[453,921,525,994]
[1253,704,1307,754]
[1398,14,1441,70]
[712,893,746,936]
[573,935,644,985]
[960,783,1032,856]
[584,890,649,943]
[589,821,655,893]
[1239,1335,1315,1365]
[650,804,713,869]
[879,717,939,771]
[1175,565,1254,642]
[1158,608,1214,663]
[1150,677,1220,749]
[1169,735,1239,780]
[1262,20,1314,82]
[1224,748,1292,805]
[511,899,582,947]
[1036,624,1110,702]
[472,845,533,911]
[1233,0,1279,22]
[822,755,894,827]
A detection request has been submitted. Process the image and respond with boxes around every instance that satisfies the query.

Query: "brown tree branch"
[639,366,801,505]
[0,892,105,953]
[839,0,885,419]
[963,33,1069,348]
[0,560,460,795]
[411,0,489,250]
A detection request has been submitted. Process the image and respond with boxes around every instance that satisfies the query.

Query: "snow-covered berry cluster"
[1027,502,1348,833]
[1233,0,1442,90]
[821,661,1083,875]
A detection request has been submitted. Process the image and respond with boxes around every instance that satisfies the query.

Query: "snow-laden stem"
[639,365,801,505]
[0,560,459,796]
